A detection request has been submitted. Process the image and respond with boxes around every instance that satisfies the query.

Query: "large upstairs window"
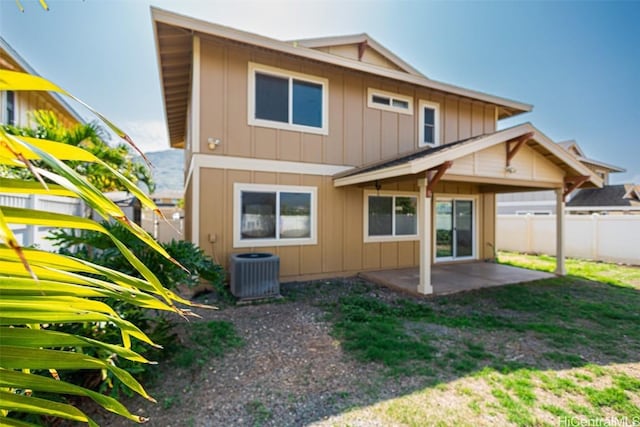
[249,62,328,135]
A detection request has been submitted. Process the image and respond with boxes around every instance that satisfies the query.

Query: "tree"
[3,110,155,193]
[0,69,197,425]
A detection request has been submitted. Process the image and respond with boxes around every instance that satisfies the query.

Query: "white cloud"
[116,120,170,154]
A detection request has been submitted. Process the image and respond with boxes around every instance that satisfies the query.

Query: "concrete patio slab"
[359,262,554,296]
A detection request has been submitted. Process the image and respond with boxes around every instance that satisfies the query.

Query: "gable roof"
[151,7,533,148]
[0,36,84,124]
[292,33,425,77]
[567,184,640,208]
[558,140,585,157]
[334,122,602,188]
[557,139,625,173]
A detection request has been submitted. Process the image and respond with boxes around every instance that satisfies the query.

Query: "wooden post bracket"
[358,40,368,61]
[563,175,590,201]
[506,132,534,167]
[426,161,453,197]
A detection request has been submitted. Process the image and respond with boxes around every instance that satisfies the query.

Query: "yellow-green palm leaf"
[0,70,199,425]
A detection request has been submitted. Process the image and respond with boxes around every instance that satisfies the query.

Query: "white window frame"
[247,62,329,135]
[364,190,420,243]
[367,88,413,115]
[233,183,318,248]
[433,195,478,263]
[418,99,440,148]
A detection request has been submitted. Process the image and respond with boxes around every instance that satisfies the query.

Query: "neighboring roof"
[0,36,84,124]
[558,140,585,157]
[292,33,425,77]
[151,7,532,148]
[567,184,640,209]
[334,122,602,188]
[577,156,626,173]
[557,139,625,173]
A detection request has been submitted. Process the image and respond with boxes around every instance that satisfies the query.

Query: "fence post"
[591,214,599,260]
[525,213,532,253]
[25,194,36,247]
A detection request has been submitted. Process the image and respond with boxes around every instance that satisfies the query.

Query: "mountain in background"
[143,149,184,193]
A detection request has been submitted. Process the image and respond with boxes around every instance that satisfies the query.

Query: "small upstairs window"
[249,62,328,135]
[367,88,413,115]
[419,100,440,147]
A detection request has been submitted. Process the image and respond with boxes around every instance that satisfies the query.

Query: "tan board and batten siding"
[189,35,507,280]
[199,167,496,280]
[195,36,496,166]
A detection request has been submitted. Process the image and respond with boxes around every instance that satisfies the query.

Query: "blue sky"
[1,0,638,184]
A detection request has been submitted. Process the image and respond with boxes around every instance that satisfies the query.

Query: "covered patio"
[360,262,554,296]
[334,123,601,295]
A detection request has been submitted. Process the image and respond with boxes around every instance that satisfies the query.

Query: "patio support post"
[418,178,433,294]
[555,188,566,275]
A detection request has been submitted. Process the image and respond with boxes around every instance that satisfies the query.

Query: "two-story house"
[152,8,602,295]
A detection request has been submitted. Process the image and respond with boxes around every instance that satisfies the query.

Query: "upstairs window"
[249,62,328,134]
[367,88,413,115]
[419,100,440,147]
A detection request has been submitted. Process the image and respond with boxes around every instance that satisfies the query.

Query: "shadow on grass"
[279,276,640,425]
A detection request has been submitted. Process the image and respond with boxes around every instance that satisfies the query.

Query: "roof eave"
[577,156,626,173]
[0,36,85,124]
[150,7,532,119]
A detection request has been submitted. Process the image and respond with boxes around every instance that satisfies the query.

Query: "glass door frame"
[433,195,478,263]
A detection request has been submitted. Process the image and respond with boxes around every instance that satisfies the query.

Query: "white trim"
[418,99,440,148]
[363,190,420,243]
[566,205,640,212]
[233,183,318,248]
[247,62,329,135]
[151,7,532,115]
[191,36,201,153]
[515,210,552,215]
[293,33,425,77]
[555,189,566,275]
[433,195,479,263]
[366,88,413,115]
[497,200,556,207]
[191,164,200,246]
[192,153,352,176]
[417,179,432,294]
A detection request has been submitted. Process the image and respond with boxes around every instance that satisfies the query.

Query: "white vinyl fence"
[0,193,82,252]
[497,214,640,265]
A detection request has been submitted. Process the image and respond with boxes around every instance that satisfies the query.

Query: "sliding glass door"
[435,199,474,261]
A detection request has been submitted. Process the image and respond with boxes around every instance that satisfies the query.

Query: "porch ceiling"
[333,122,603,190]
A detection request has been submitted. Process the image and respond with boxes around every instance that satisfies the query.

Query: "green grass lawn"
[322,255,640,426]
[498,251,640,288]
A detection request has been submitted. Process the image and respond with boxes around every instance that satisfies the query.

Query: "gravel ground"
[82,279,415,427]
